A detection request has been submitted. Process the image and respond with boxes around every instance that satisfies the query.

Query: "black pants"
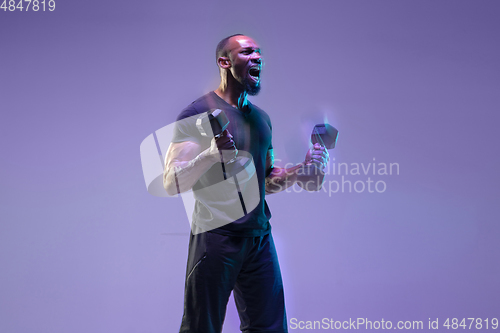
[179,231,288,333]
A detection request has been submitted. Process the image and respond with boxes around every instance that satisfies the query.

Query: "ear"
[217,56,231,69]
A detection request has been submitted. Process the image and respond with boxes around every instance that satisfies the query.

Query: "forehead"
[227,36,260,52]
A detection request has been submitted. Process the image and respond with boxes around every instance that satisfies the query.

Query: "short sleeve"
[171,106,202,144]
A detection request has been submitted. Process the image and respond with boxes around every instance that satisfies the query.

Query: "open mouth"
[248,67,261,81]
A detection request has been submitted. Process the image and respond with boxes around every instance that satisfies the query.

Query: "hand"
[304,143,329,170]
[209,129,238,164]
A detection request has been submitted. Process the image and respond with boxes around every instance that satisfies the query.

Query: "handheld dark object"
[196,109,230,138]
[303,124,339,181]
[311,124,338,149]
[196,108,236,165]
[196,109,248,214]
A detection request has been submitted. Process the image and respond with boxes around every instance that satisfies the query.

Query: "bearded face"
[226,36,262,96]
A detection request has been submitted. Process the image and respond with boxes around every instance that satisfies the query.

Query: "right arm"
[163,130,237,196]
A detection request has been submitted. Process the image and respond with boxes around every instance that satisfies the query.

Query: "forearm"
[296,164,326,191]
[265,163,304,194]
[265,163,326,194]
[163,148,215,196]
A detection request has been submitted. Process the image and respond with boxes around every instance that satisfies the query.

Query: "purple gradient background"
[1,1,499,332]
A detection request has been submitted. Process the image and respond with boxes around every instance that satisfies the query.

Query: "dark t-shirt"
[172,91,273,237]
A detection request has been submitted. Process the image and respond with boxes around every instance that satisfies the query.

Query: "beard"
[242,77,261,96]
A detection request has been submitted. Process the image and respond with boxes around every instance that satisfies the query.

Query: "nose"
[251,52,261,64]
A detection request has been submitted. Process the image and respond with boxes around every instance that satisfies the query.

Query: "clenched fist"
[304,143,329,170]
[208,129,238,164]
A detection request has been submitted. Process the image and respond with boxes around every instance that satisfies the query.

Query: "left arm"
[264,144,329,194]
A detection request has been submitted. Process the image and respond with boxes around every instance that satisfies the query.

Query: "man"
[163,34,328,333]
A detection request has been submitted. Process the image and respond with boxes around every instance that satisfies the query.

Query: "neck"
[214,79,249,110]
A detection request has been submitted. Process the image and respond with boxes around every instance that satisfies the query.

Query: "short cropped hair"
[215,34,244,63]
